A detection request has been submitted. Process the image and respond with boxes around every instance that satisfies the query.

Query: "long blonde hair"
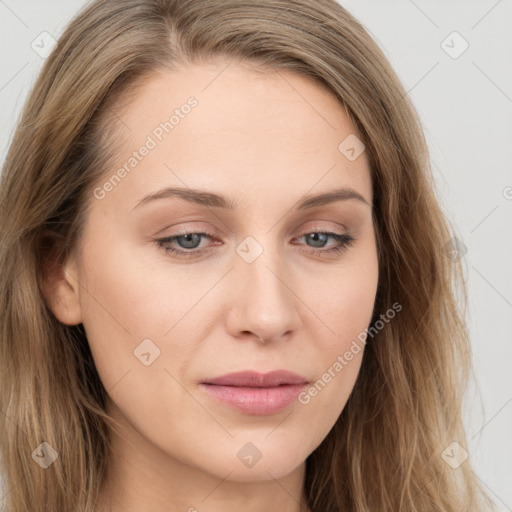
[0,0,494,510]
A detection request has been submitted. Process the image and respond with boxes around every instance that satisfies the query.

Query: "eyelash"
[154,230,355,259]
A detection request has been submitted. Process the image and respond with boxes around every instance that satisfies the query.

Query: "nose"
[225,240,301,345]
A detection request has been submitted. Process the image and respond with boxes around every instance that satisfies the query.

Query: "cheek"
[311,235,379,351]
[78,223,200,331]
[298,242,378,421]
[76,228,198,387]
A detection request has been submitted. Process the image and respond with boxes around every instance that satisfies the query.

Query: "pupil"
[179,234,201,249]
[308,233,327,248]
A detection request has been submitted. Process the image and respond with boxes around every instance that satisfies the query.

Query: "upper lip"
[201,370,308,387]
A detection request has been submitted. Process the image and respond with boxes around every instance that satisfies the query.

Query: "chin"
[196,443,307,483]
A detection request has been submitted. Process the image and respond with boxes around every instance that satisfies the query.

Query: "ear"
[41,234,83,326]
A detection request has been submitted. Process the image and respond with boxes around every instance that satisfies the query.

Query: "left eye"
[154,231,355,259]
[155,232,215,258]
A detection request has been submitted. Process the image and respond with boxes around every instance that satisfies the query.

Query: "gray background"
[1,0,511,509]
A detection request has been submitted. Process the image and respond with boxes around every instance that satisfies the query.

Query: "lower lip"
[199,383,307,415]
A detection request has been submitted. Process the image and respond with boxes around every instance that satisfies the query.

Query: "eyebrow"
[130,186,371,212]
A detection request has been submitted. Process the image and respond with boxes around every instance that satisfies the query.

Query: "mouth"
[199,370,309,415]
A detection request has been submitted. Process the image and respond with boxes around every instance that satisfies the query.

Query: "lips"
[201,370,308,387]
[199,370,309,415]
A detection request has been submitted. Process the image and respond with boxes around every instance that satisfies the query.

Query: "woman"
[0,0,495,511]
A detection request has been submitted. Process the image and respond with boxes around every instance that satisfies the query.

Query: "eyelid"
[298,221,348,233]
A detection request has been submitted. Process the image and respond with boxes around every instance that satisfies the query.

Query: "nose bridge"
[229,233,299,340]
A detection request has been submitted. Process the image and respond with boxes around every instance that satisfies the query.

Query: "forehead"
[94,60,372,214]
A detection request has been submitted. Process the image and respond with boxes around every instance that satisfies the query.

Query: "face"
[47,59,378,485]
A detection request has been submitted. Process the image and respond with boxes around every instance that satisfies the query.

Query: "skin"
[43,59,379,512]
